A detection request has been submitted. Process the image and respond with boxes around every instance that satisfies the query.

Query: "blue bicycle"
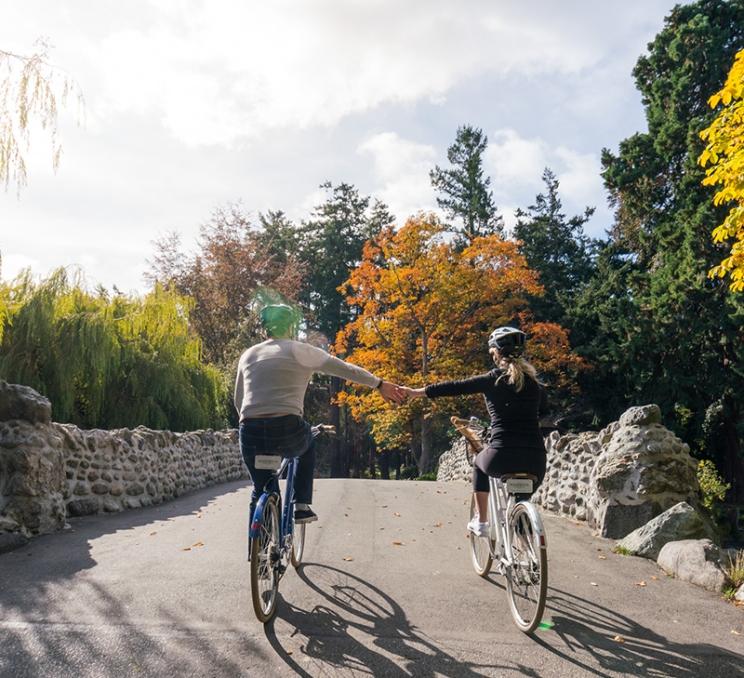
[249,424,334,622]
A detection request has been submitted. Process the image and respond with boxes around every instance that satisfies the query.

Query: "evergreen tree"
[298,182,392,476]
[430,125,503,244]
[513,168,597,326]
[299,182,390,340]
[590,0,744,498]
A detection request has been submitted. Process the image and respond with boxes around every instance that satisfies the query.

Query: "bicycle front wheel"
[504,501,548,633]
[291,522,306,568]
[468,495,493,577]
[250,494,281,623]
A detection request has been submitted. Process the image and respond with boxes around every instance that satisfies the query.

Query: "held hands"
[378,381,407,404]
[377,382,427,405]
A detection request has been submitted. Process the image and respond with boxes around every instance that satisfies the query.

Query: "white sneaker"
[467,517,489,537]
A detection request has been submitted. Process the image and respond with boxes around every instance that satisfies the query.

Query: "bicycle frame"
[248,455,298,552]
[486,477,547,568]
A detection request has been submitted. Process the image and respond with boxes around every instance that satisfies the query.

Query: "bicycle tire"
[504,501,548,633]
[250,494,281,623]
[291,522,306,568]
[468,495,493,577]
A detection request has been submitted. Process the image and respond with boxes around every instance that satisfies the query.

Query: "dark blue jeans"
[239,415,315,513]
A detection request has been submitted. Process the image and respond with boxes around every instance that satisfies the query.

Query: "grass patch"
[723,586,738,602]
[722,550,744,588]
[612,544,632,556]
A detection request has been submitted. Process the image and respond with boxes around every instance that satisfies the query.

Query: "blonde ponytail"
[498,356,538,392]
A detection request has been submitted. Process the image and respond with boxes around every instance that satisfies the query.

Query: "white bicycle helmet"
[487,326,526,357]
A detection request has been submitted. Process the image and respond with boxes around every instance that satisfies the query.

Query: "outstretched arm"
[312,346,406,404]
[406,373,494,400]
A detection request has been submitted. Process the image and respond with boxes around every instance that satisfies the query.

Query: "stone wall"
[0,382,245,547]
[437,404,700,539]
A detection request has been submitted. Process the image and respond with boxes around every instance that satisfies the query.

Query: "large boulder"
[615,502,716,560]
[586,405,699,539]
[0,381,51,424]
[657,539,727,593]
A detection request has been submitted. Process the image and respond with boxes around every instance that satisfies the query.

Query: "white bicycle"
[452,416,548,633]
[469,472,548,633]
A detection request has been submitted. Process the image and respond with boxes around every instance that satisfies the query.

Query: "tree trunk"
[393,450,401,480]
[379,449,390,480]
[367,438,377,479]
[418,329,431,474]
[329,377,343,477]
[419,415,431,475]
[723,394,744,502]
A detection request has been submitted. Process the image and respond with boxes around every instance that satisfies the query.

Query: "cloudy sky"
[1,1,688,293]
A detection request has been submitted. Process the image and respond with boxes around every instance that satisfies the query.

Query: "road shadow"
[263,562,542,677]
[0,480,250,618]
[533,586,744,677]
[0,577,267,678]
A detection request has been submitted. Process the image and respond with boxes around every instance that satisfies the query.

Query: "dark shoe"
[294,508,318,524]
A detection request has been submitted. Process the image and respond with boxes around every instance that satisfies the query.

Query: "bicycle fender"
[249,493,272,539]
[517,500,548,549]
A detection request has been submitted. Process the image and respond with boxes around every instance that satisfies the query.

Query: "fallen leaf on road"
[343,556,354,562]
[379,527,385,530]
[392,540,404,546]
[613,635,625,643]
[598,555,607,560]
[192,541,204,548]
[635,581,647,587]
[651,576,658,580]
[590,582,598,587]
[287,650,293,656]
[344,514,349,517]
[732,629,741,635]
[433,522,443,528]
[381,505,388,508]
[394,512,401,517]
[149,532,157,536]
[182,547,191,551]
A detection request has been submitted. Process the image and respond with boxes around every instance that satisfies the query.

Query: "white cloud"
[487,129,549,187]
[84,0,613,147]
[554,146,605,209]
[486,128,603,210]
[358,132,438,221]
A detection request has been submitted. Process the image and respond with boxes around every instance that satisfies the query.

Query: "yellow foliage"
[699,49,744,292]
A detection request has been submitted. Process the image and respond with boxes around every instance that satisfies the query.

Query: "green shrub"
[400,465,419,480]
[0,269,227,430]
[612,545,631,556]
[417,471,438,481]
[697,459,730,511]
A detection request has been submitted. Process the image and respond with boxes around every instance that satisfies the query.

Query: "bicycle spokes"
[505,504,547,632]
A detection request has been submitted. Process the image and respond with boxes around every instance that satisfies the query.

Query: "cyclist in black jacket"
[405,326,548,536]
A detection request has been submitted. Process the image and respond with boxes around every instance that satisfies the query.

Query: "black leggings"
[472,445,547,493]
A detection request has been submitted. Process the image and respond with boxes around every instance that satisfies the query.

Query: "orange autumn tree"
[336,214,585,473]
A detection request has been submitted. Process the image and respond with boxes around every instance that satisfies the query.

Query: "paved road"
[1,479,742,677]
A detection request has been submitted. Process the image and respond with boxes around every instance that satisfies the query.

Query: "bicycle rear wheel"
[504,502,548,633]
[250,494,281,623]
[468,495,494,577]
[291,522,306,568]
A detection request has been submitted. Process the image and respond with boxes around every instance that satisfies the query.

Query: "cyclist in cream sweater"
[235,304,405,523]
